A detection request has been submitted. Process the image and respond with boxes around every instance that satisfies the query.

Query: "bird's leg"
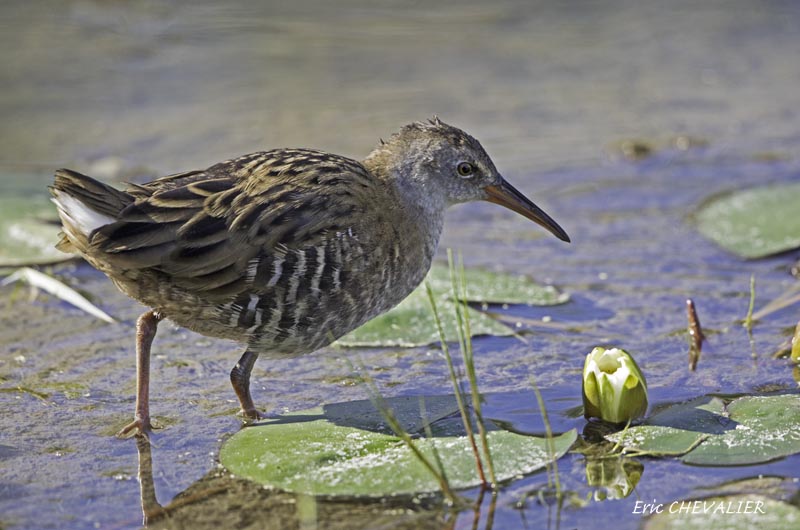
[117,310,163,438]
[230,349,263,421]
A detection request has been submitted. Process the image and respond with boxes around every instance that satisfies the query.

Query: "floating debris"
[686,299,704,371]
[671,135,709,151]
[616,140,654,160]
[1,267,115,323]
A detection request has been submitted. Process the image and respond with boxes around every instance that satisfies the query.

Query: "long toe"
[116,416,155,439]
[238,407,265,424]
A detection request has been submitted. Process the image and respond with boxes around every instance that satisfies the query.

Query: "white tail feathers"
[51,190,116,239]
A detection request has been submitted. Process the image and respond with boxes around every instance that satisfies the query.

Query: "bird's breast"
[238,211,444,355]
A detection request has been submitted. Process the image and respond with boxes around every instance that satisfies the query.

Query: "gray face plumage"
[364,117,570,242]
[365,117,502,206]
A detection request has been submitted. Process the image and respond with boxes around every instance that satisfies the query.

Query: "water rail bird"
[50,118,570,437]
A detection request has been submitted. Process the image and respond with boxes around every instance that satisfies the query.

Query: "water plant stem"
[744,274,756,330]
[356,362,459,504]
[425,282,488,488]
[419,396,450,490]
[751,282,800,321]
[530,378,561,497]
[449,250,497,488]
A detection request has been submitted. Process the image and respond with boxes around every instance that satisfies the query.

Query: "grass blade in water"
[2,267,115,323]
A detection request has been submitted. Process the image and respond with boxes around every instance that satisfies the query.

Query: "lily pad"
[337,289,513,347]
[338,264,568,347]
[220,397,577,497]
[607,394,800,466]
[695,182,800,259]
[0,195,71,266]
[644,495,800,530]
[425,265,569,306]
[609,425,709,457]
[606,396,726,456]
[682,395,800,466]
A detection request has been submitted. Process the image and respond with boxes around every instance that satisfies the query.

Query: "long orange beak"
[485,179,570,242]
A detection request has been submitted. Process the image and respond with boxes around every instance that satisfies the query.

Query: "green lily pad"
[338,265,568,347]
[607,396,726,456]
[0,195,71,266]
[695,182,800,259]
[607,394,800,466]
[425,265,569,306]
[337,289,512,347]
[220,397,577,497]
[644,495,800,530]
[683,395,800,466]
[609,425,709,457]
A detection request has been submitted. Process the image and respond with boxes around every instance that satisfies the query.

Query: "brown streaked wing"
[89,149,374,300]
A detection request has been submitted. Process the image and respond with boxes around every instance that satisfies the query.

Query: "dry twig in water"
[686,298,704,371]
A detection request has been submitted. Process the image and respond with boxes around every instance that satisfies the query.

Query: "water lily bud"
[582,347,648,424]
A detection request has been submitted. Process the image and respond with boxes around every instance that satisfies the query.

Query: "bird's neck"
[363,153,446,267]
[363,151,447,219]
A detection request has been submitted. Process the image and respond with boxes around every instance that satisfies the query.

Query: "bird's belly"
[244,260,428,356]
[121,256,429,358]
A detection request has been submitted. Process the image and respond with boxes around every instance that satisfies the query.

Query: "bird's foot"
[238,407,265,425]
[116,415,159,439]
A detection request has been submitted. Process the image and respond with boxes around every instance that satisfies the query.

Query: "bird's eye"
[457,162,475,177]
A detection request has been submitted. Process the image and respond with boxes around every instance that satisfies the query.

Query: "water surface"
[1,1,799,529]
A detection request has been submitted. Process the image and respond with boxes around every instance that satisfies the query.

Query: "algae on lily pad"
[607,394,800,466]
[220,397,577,497]
[336,287,512,347]
[606,396,726,456]
[425,264,569,305]
[338,264,567,347]
[682,395,800,466]
[0,196,70,266]
[695,182,800,259]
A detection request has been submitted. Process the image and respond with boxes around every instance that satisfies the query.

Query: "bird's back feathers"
[49,150,377,302]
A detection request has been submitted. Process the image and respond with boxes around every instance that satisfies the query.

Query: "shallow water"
[1,1,800,529]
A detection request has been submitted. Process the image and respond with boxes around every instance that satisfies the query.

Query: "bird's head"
[365,117,570,243]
